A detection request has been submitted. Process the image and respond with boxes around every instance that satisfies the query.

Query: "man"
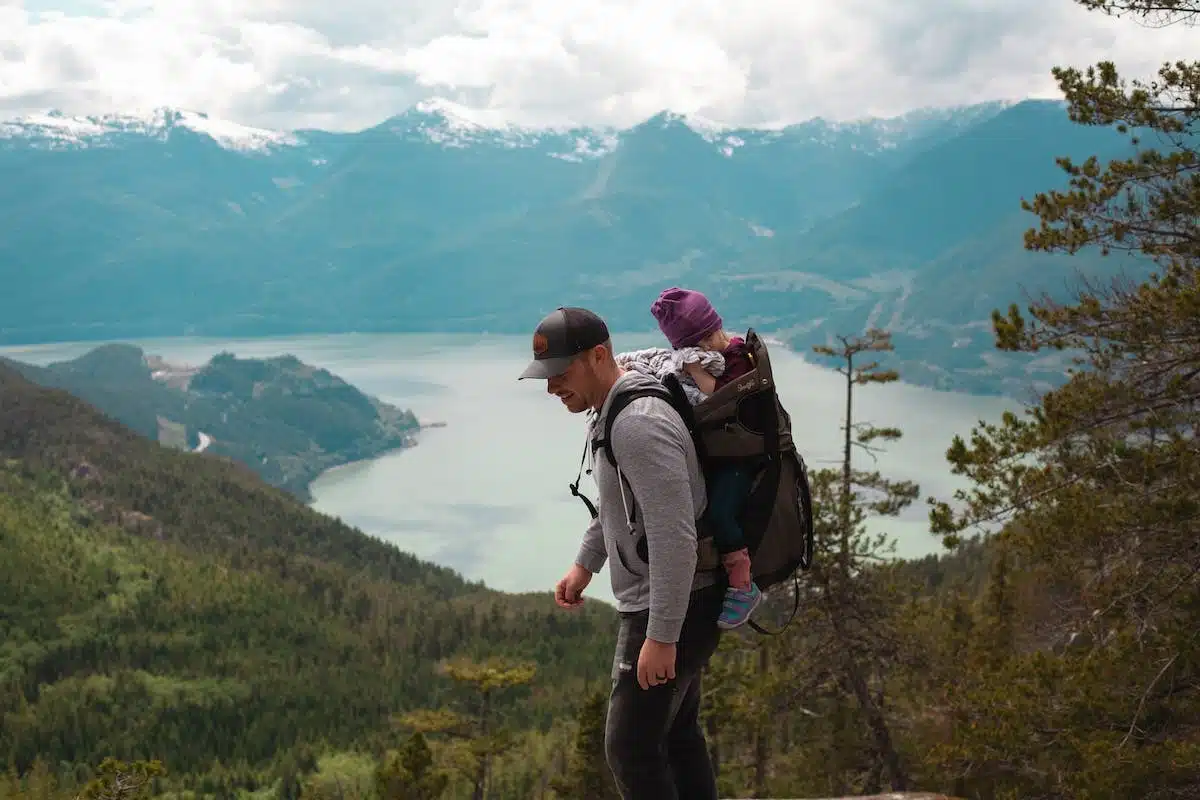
[518,305,724,799]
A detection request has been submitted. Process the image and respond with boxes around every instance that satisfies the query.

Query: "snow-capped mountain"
[0,96,1135,396]
[369,98,620,162]
[0,96,1016,160]
[0,108,303,153]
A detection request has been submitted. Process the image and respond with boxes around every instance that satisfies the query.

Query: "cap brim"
[518,356,574,380]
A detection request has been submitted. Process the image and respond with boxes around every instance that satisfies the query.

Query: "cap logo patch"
[532,333,549,355]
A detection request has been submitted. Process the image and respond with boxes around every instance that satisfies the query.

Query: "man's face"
[546,349,599,413]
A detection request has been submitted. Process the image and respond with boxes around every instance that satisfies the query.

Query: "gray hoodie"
[574,369,717,643]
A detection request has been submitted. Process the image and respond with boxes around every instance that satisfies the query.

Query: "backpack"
[569,329,815,634]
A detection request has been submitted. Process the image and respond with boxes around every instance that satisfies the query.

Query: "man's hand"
[554,564,592,609]
[637,638,677,690]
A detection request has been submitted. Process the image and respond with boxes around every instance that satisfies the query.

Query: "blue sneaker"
[718,582,762,629]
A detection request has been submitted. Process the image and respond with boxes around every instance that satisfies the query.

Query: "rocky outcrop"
[724,795,958,800]
[119,510,164,540]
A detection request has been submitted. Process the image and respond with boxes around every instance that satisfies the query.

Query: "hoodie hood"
[592,368,669,428]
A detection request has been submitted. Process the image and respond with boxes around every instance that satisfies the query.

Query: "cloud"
[0,0,1195,132]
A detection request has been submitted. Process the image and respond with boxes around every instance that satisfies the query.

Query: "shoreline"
[303,419,448,486]
[0,330,1024,402]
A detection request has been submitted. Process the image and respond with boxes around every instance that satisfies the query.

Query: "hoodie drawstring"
[615,465,635,535]
[570,410,637,534]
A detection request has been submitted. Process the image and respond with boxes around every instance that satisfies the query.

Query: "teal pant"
[706,464,754,555]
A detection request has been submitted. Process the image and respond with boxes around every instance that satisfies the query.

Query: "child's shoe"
[718,582,762,629]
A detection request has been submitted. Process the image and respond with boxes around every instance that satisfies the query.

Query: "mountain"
[0,360,616,797]
[711,99,1147,393]
[0,97,1147,395]
[0,343,422,500]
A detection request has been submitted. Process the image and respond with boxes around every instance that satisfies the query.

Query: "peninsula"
[1,343,428,500]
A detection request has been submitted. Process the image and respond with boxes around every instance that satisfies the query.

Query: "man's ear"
[594,342,614,365]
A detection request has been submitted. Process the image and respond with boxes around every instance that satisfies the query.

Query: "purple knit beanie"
[650,287,723,349]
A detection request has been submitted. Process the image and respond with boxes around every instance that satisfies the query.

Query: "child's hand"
[684,360,717,395]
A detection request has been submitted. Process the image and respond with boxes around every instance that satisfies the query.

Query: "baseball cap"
[518,306,611,380]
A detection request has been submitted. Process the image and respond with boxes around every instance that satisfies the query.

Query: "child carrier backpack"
[569,329,815,634]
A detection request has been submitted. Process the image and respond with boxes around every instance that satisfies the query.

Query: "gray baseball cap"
[518,306,611,380]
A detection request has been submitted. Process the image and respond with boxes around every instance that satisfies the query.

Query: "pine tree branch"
[1119,653,1179,748]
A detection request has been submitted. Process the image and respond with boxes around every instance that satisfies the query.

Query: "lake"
[1,332,1020,607]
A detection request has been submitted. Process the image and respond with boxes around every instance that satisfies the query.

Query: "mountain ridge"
[2,95,1140,397]
[0,95,1020,156]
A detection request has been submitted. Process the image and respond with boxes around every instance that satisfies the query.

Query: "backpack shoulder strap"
[592,384,676,469]
[590,380,704,531]
[567,382,682,522]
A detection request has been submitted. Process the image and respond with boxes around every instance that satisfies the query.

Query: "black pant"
[604,581,724,800]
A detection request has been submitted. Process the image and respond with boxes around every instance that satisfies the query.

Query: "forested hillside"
[0,362,618,798]
[0,354,1006,799]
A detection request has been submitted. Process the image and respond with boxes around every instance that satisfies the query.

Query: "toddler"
[650,286,762,629]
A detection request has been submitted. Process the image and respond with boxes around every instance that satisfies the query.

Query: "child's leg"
[707,465,752,551]
[707,463,764,629]
[706,465,754,590]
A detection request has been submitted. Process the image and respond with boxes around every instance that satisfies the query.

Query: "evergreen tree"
[375,732,449,800]
[809,329,919,793]
[443,657,537,800]
[926,2,1200,795]
[77,759,165,800]
[397,657,538,799]
[548,685,620,800]
[703,329,923,798]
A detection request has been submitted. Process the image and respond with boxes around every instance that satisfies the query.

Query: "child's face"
[698,330,724,350]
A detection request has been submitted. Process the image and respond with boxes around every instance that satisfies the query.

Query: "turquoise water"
[3,332,1019,606]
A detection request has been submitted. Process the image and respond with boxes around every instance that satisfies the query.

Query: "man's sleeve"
[610,408,698,643]
[576,513,607,574]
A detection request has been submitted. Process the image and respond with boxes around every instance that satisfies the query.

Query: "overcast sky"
[0,0,1194,132]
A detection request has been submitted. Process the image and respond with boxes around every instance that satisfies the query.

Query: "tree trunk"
[706,714,721,781]
[840,355,854,579]
[865,756,883,794]
[838,634,907,791]
[752,642,770,797]
[828,339,908,791]
[472,689,491,800]
[472,760,487,800]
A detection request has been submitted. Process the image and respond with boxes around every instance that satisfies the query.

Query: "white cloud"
[0,0,1195,132]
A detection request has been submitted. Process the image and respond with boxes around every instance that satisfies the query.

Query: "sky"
[0,0,1195,132]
